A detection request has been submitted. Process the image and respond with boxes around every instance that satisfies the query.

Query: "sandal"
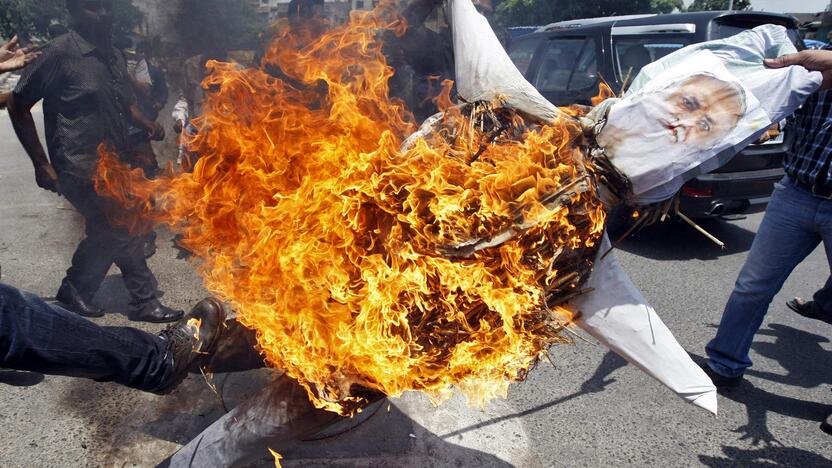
[786,297,832,326]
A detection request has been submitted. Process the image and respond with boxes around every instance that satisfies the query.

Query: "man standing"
[703,50,832,397]
[125,40,168,180]
[7,0,182,323]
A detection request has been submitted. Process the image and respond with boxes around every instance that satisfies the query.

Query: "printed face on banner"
[598,73,746,156]
[595,49,767,198]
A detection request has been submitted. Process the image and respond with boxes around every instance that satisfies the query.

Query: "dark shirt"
[786,89,832,190]
[13,31,136,178]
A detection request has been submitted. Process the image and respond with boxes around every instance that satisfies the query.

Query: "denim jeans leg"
[0,283,172,391]
[814,197,832,314]
[706,179,821,377]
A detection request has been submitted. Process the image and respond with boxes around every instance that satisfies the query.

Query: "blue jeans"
[706,176,832,377]
[0,283,172,391]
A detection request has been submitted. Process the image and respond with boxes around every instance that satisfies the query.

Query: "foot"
[822,413,832,436]
[786,298,832,325]
[152,297,226,395]
[129,301,184,323]
[700,363,743,389]
[55,281,104,318]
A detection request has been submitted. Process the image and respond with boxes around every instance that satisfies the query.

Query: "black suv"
[508,11,803,219]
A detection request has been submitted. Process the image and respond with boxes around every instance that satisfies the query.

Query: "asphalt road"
[0,109,830,467]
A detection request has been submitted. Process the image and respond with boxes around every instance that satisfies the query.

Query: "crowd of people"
[0,0,830,460]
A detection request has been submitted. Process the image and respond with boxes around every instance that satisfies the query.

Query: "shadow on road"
[92,274,131,316]
[616,218,756,261]
[694,323,832,447]
[0,369,45,387]
[440,350,627,439]
[747,324,832,389]
[699,444,832,467]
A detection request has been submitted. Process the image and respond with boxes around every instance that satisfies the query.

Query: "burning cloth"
[441,0,820,414]
[94,1,818,417]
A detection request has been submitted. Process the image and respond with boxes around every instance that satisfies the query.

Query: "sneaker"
[700,363,743,389]
[786,298,832,326]
[152,297,225,395]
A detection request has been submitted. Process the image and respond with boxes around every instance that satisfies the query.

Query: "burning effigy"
[95,0,820,435]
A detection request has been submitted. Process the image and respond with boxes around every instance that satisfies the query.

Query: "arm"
[8,93,59,192]
[131,58,153,99]
[765,50,832,90]
[130,103,164,140]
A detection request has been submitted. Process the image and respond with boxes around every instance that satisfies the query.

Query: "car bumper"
[679,167,785,218]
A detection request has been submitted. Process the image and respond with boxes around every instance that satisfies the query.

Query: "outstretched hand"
[0,35,21,62]
[0,35,41,73]
[765,50,832,90]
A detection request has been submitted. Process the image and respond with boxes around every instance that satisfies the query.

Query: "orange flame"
[95,7,605,414]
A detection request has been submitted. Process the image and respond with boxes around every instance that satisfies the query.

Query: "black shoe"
[786,298,832,326]
[700,363,743,389]
[152,297,226,395]
[822,413,832,436]
[56,282,104,318]
[129,301,184,323]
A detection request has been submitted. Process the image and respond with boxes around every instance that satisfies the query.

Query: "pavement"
[0,108,830,467]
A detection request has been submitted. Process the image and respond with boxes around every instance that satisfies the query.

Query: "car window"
[712,19,801,47]
[507,36,542,75]
[711,23,746,40]
[613,35,692,85]
[532,37,598,93]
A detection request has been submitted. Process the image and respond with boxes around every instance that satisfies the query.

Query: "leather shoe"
[700,363,742,390]
[822,413,832,436]
[152,297,226,394]
[129,301,184,323]
[56,281,104,318]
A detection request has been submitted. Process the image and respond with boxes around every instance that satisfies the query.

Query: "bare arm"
[130,103,164,140]
[131,75,152,100]
[7,93,59,192]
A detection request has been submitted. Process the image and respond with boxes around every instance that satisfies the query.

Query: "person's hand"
[34,163,59,193]
[0,35,21,62]
[0,35,40,72]
[149,122,165,141]
[765,50,832,90]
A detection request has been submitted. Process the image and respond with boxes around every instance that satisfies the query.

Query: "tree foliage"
[650,0,685,14]
[0,0,143,41]
[688,0,751,11]
[496,0,693,27]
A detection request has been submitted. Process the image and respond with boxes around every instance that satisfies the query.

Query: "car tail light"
[682,186,713,198]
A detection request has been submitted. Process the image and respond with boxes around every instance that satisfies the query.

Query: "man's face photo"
[600,73,745,153]
[596,72,747,193]
[659,74,745,149]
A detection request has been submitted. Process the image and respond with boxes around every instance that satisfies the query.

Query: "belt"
[793,178,832,200]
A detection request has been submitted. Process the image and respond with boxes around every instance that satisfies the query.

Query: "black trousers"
[59,172,157,310]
